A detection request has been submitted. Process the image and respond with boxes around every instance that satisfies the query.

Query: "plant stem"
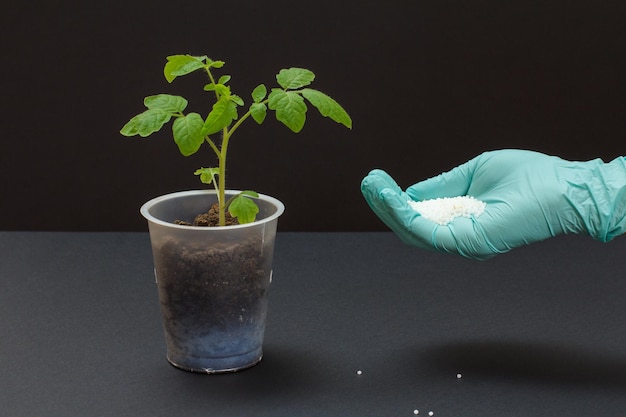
[204,65,228,226]
[226,110,253,137]
[218,127,229,226]
[205,137,220,157]
[224,97,269,139]
[214,102,265,226]
[205,62,268,226]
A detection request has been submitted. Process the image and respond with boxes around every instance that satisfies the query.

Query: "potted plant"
[120,54,351,373]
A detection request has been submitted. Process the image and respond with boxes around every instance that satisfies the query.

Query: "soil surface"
[174,203,239,227]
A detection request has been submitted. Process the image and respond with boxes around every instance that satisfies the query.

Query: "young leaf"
[213,84,231,97]
[194,167,219,184]
[276,68,315,90]
[218,75,231,84]
[231,95,244,106]
[250,102,267,124]
[144,94,188,113]
[164,55,207,83]
[208,60,225,68]
[268,89,307,133]
[301,89,352,129]
[202,97,238,136]
[251,84,267,103]
[172,113,205,156]
[228,194,259,224]
[120,109,172,137]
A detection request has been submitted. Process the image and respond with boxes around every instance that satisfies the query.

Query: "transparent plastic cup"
[140,190,284,373]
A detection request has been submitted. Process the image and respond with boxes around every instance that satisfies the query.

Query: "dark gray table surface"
[2,231,625,416]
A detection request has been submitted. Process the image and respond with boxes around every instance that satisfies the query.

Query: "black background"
[2,0,625,232]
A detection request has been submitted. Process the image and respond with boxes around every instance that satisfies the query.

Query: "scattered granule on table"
[408,196,486,225]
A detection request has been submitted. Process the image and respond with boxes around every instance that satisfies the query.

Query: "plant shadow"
[418,339,626,388]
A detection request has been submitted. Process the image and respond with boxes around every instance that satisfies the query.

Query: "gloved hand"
[361,149,626,260]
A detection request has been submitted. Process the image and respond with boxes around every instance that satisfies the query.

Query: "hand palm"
[361,150,623,260]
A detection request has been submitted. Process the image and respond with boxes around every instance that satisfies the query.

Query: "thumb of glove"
[406,158,477,201]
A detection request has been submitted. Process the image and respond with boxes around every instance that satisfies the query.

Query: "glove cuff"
[588,156,626,242]
[606,157,626,240]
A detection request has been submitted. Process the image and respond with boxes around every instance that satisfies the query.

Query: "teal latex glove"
[361,149,626,260]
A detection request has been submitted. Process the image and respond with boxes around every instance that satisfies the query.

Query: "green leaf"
[213,84,231,96]
[144,94,188,112]
[194,167,219,184]
[301,89,352,129]
[205,83,232,96]
[164,55,207,83]
[172,113,205,156]
[202,97,238,135]
[228,193,259,224]
[218,75,231,84]
[208,60,225,68]
[120,109,172,137]
[250,102,267,124]
[251,84,267,103]
[268,89,307,133]
[276,68,315,90]
[231,95,244,106]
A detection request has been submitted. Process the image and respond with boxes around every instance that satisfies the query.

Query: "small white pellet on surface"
[356,370,362,376]
[413,410,419,415]
[457,373,463,379]
[408,196,486,225]
[428,412,434,417]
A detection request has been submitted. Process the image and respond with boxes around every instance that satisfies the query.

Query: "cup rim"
[140,190,285,230]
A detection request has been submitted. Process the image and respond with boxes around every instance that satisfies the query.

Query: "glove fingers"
[361,170,406,232]
[361,169,402,196]
[429,217,504,260]
[380,188,445,251]
[362,170,437,250]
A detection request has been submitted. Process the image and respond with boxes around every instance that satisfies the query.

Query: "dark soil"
[174,203,239,227]
[154,233,273,339]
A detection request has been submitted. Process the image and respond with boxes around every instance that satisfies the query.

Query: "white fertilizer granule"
[408,196,486,225]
